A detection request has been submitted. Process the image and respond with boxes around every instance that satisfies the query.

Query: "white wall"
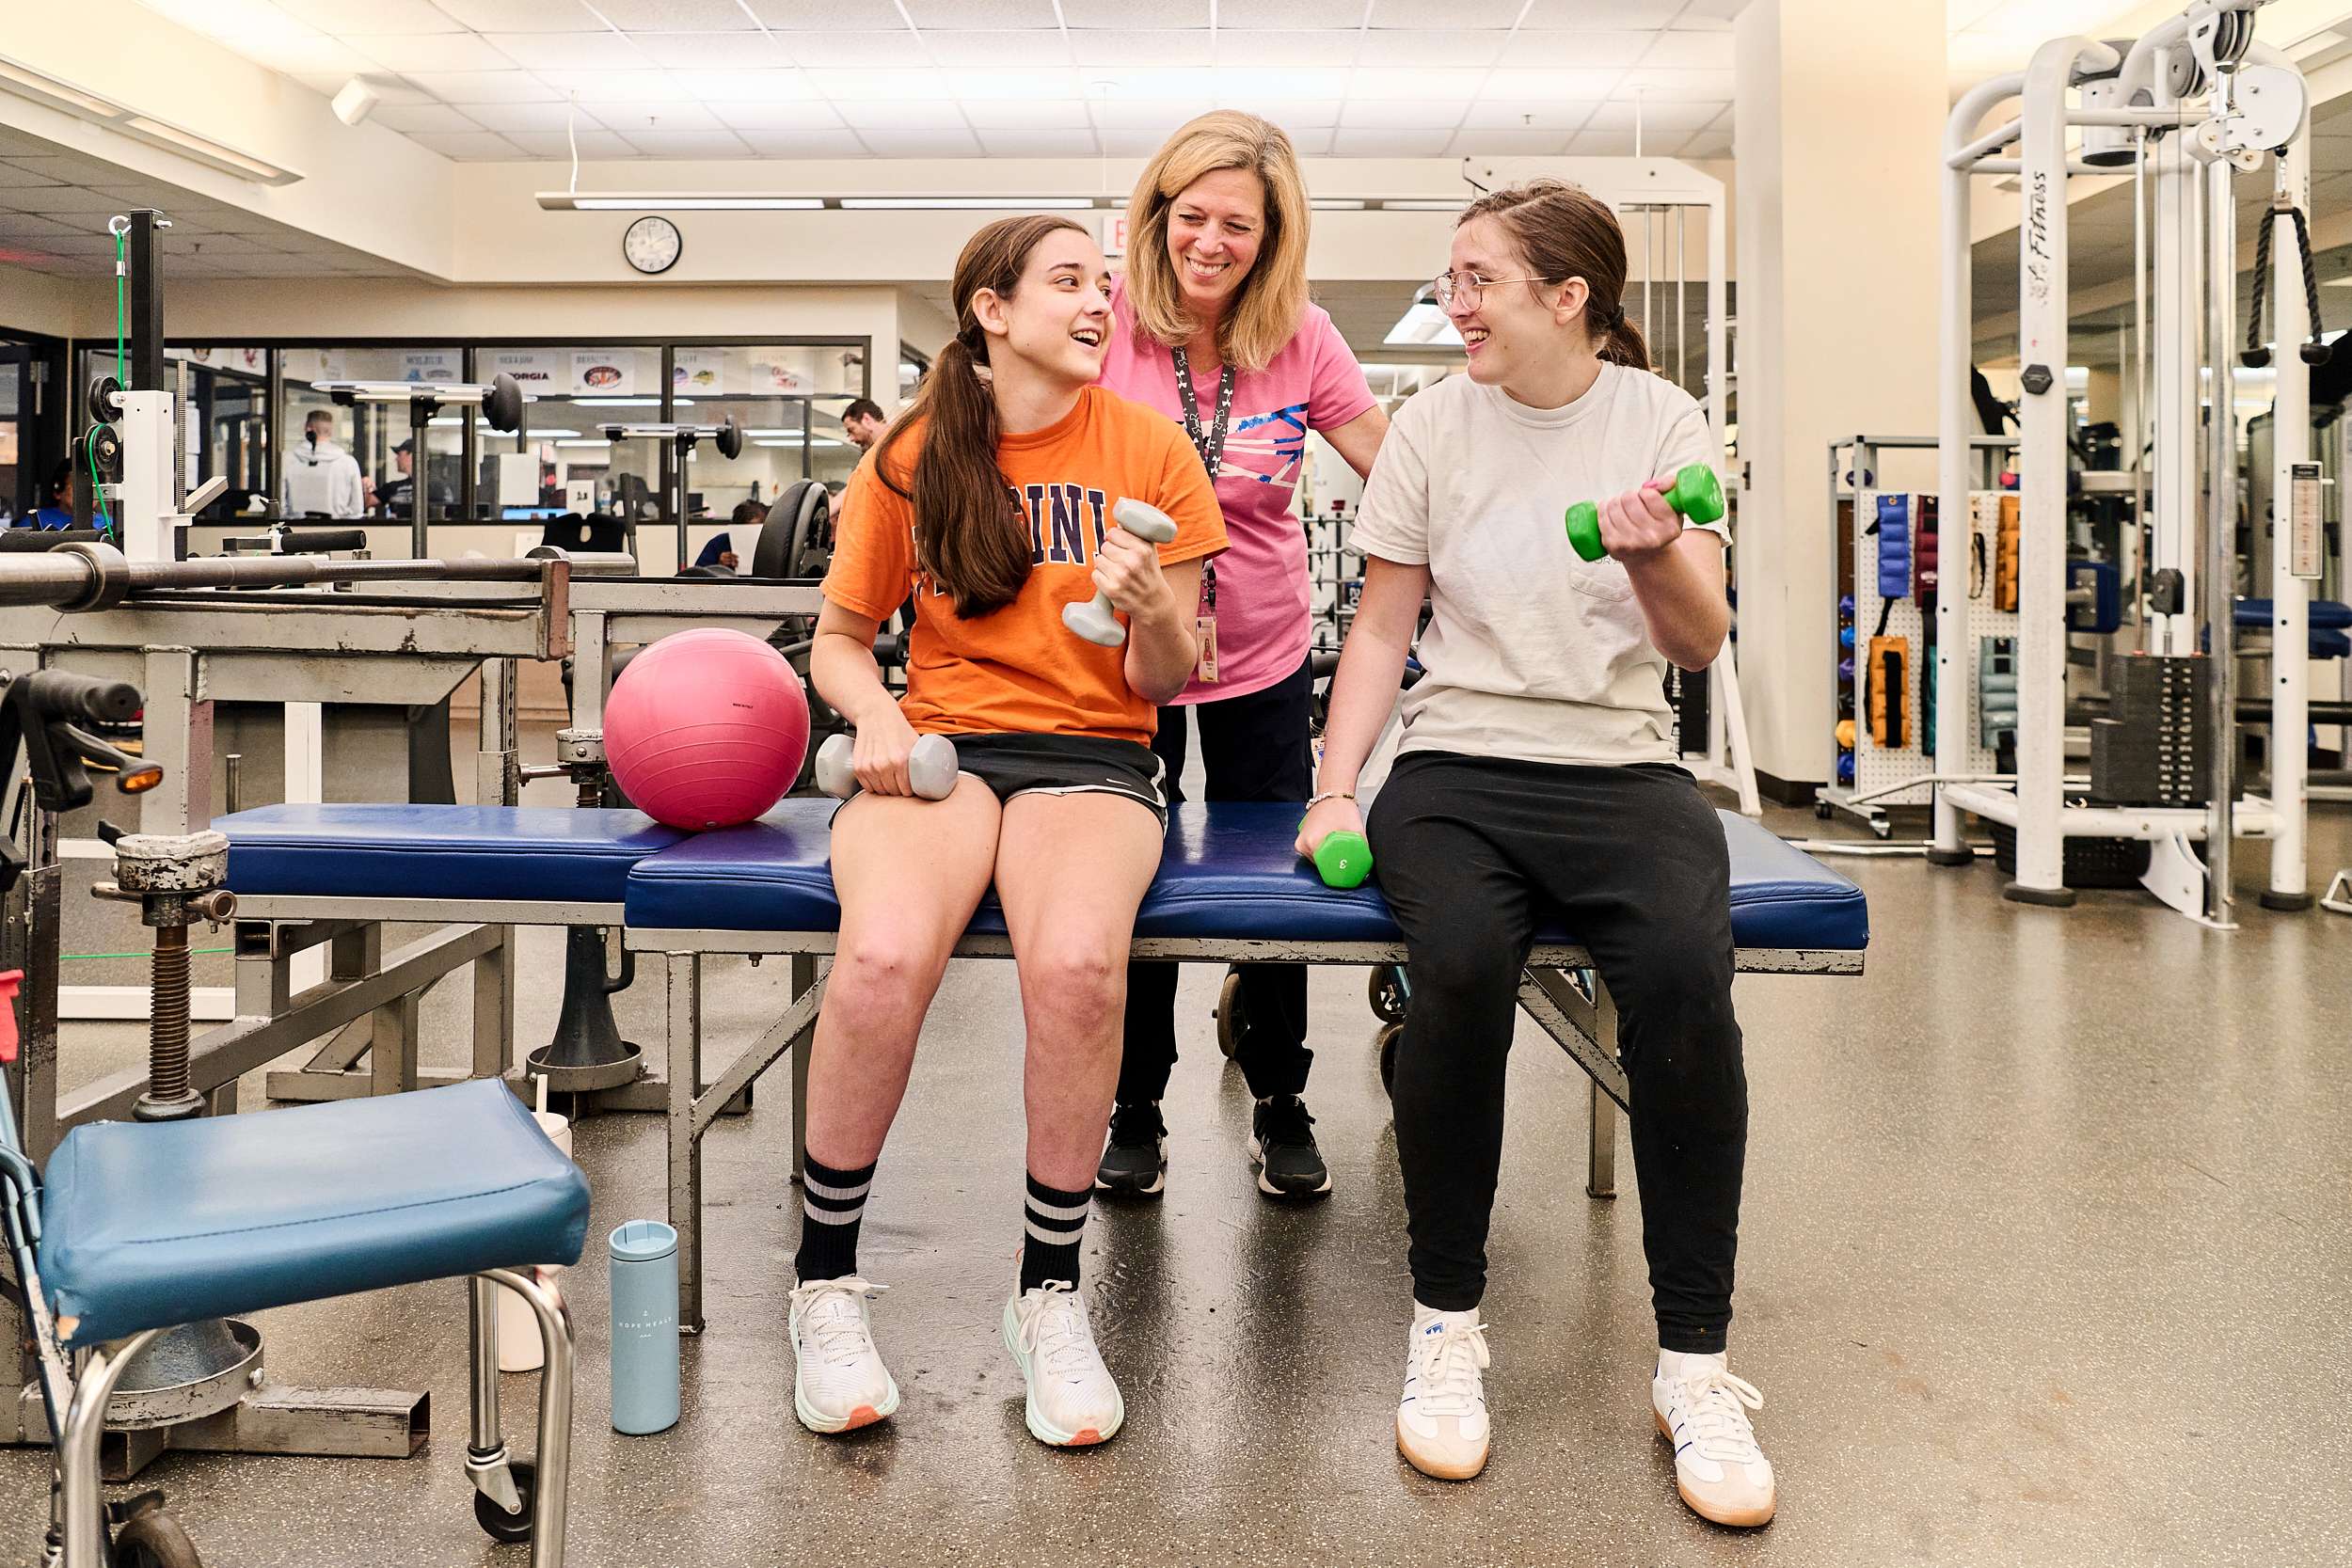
[0,271,98,339]
[1735,0,1947,792]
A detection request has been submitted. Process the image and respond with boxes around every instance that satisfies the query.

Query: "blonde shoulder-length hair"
[1123,111,1311,374]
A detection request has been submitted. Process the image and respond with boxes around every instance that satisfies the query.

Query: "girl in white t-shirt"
[1303,181,1771,1527]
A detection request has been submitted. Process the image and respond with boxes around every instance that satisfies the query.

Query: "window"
[278,346,463,521]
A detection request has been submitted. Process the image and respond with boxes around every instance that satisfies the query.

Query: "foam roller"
[816,731,960,801]
[1565,463,1725,562]
[1063,499,1179,646]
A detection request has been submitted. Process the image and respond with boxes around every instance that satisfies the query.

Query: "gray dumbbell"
[1061,499,1180,647]
[815,731,960,801]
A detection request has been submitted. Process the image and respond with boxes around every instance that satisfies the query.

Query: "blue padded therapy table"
[622,800,1869,1332]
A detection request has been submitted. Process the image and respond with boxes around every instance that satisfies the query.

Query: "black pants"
[1118,656,1315,1104]
[1368,752,1748,1354]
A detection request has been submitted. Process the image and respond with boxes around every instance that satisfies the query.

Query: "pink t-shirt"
[1096,280,1376,704]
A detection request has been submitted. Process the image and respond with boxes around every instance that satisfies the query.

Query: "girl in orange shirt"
[790,214,1226,1451]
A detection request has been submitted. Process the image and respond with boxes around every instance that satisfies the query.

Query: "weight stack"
[2090,654,2212,807]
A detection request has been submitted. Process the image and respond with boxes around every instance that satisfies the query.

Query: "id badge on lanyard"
[1172,345,1233,685]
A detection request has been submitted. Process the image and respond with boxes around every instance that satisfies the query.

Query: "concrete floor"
[6,782,2352,1566]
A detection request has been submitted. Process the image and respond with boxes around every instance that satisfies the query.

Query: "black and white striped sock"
[794,1152,875,1284]
[1019,1173,1091,1292]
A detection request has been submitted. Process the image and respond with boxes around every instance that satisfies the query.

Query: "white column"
[2266,141,2312,909]
[1734,0,1946,794]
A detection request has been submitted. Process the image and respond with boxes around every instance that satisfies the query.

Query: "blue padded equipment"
[2317,628,2350,660]
[2234,597,2352,630]
[626,800,1870,953]
[37,1078,589,1346]
[222,803,682,904]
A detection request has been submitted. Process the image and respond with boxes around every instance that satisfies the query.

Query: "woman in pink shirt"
[1093,110,1390,1204]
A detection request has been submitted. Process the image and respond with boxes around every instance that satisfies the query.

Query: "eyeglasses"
[1429,270,1550,309]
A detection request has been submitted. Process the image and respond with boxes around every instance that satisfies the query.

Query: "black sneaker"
[1248,1095,1332,1199]
[1095,1101,1168,1198]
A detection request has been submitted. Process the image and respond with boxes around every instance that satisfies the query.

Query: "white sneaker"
[1651,1354,1775,1527]
[1395,1305,1490,1481]
[787,1275,899,1433]
[1002,1280,1123,1447]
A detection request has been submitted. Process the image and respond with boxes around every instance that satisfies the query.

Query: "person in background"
[28,461,80,530]
[373,438,450,516]
[284,409,367,519]
[840,397,889,453]
[693,499,761,570]
[1091,109,1389,1204]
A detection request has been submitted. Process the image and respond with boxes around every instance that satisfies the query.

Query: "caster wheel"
[1376,1021,1402,1097]
[1813,800,1833,819]
[112,1501,203,1568]
[1214,970,1243,1059]
[1871,817,1892,840]
[473,1459,536,1545]
[1368,964,1406,1024]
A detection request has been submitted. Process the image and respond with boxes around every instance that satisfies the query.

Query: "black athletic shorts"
[934,732,1170,827]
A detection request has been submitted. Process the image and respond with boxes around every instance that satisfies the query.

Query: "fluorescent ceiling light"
[1380,199,1467,213]
[574,396,692,406]
[1384,302,1464,348]
[554,439,612,449]
[537,193,824,211]
[0,54,299,183]
[1311,198,1367,210]
[755,436,847,448]
[841,197,1096,211]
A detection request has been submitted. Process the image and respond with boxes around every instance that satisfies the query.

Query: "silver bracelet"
[1304,790,1357,810]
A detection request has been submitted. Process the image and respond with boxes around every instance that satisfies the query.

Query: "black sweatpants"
[1118,655,1315,1104]
[1368,751,1748,1354]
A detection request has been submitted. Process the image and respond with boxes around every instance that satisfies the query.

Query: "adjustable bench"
[624,801,1869,1331]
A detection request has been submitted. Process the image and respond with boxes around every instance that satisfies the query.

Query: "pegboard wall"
[1962,491,2020,780]
[1846,491,1934,805]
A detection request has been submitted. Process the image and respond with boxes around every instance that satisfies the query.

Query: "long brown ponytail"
[1457,179,1649,371]
[874,214,1086,618]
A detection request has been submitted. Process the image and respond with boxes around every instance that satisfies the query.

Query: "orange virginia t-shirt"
[823,385,1228,746]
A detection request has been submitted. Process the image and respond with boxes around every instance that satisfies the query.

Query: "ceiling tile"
[293,0,462,33]
[1221,0,1365,26]
[1640,29,1737,70]
[407,130,527,159]
[1215,97,1342,127]
[1581,99,1725,131]
[620,129,754,156]
[736,128,870,155]
[628,32,791,68]
[1338,100,1470,130]
[1084,97,1202,129]
[900,0,1061,23]
[1350,67,1490,98]
[961,99,1093,129]
[502,128,639,156]
[230,34,381,77]
[485,33,647,70]
[1354,29,1508,68]
[1507,30,1659,69]
[803,68,946,101]
[8,187,143,214]
[1460,99,1597,130]
[1615,66,1734,96]
[978,130,1099,156]
[597,102,724,132]
[429,0,608,29]
[834,100,968,131]
[401,70,564,103]
[1449,128,1575,155]
[1519,0,1683,24]
[357,33,522,72]
[0,213,74,239]
[1676,0,1749,20]
[666,69,811,98]
[853,128,982,156]
[773,30,924,67]
[529,69,696,101]
[938,68,1082,101]
[1484,67,1629,99]
[1096,127,1180,154]
[703,100,848,130]
[1069,30,1213,67]
[0,164,68,188]
[1061,0,1208,23]
[1370,0,1520,24]
[741,0,890,24]
[1328,127,1452,154]
[1216,28,1361,66]
[1678,128,1733,157]
[429,100,579,132]
[924,31,1076,68]
[1567,127,1640,154]
[372,103,489,134]
[589,0,762,26]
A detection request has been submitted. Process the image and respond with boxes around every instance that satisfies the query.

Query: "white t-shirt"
[1348,365,1725,768]
[283,437,367,519]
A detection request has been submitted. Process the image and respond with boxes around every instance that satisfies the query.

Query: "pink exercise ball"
[605,628,808,830]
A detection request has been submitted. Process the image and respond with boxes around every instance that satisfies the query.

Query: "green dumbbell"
[1564,463,1725,562]
[1303,827,1375,890]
